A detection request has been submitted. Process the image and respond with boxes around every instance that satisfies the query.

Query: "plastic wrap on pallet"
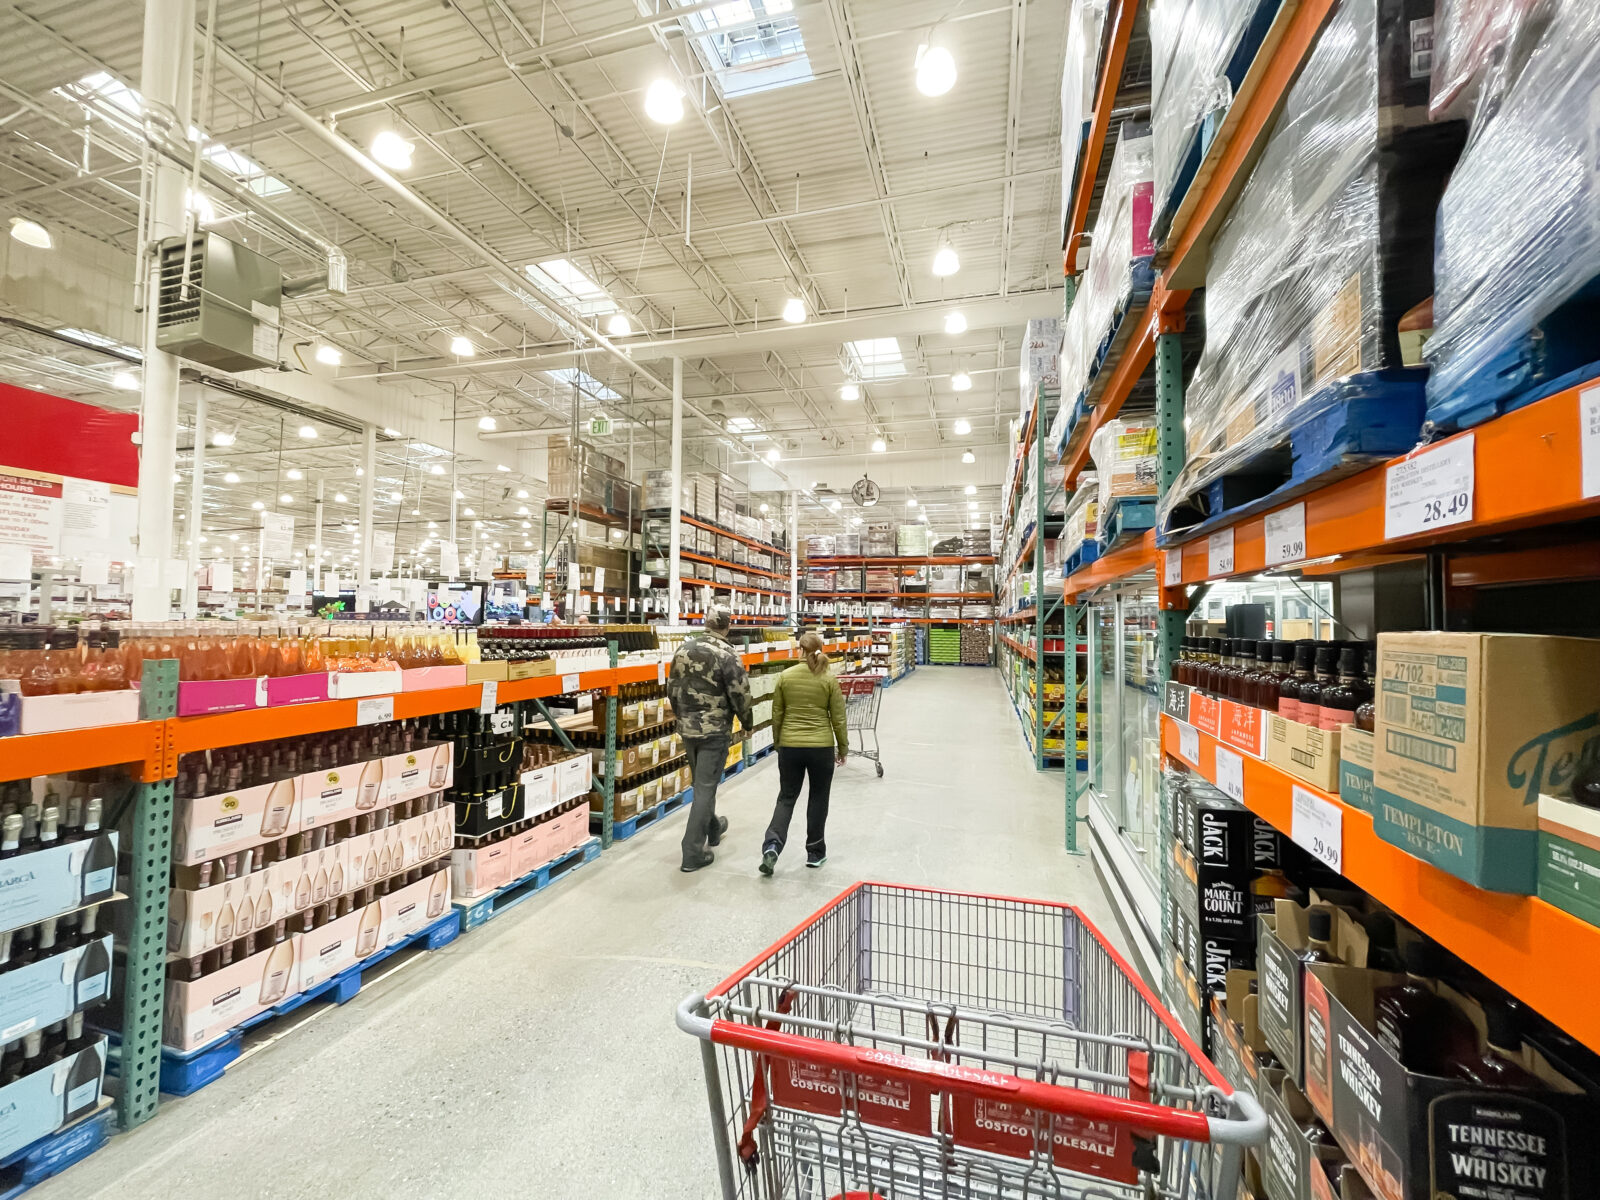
[1428,0,1553,121]
[1158,0,1452,530]
[1021,318,1063,408]
[1059,472,1101,563]
[1091,420,1159,518]
[1059,129,1155,426]
[1424,0,1600,426]
[1148,0,1261,230]
[1060,0,1111,235]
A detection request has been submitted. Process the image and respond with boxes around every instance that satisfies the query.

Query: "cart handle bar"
[677,994,1266,1148]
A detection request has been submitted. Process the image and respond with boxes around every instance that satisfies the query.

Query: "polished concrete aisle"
[48,666,1119,1200]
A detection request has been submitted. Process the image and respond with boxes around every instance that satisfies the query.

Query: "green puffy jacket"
[772,663,847,752]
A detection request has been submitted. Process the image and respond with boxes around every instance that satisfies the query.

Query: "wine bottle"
[18,804,38,852]
[61,1025,102,1121]
[72,925,111,1008]
[0,813,22,860]
[80,827,117,901]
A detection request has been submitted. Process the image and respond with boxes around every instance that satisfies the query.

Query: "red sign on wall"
[0,382,139,489]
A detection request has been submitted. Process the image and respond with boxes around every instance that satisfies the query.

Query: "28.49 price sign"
[1385,434,1475,539]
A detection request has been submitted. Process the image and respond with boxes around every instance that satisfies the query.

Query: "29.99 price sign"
[1385,434,1475,539]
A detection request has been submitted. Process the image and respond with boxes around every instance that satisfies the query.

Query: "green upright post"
[602,638,618,848]
[1155,326,1187,930]
[120,658,178,1130]
[1063,601,1083,853]
[1032,389,1049,768]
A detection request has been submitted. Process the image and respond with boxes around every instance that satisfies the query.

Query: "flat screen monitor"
[426,580,486,626]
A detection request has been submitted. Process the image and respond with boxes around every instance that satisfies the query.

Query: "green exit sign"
[588,413,613,437]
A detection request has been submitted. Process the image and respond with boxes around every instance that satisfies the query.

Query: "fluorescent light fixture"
[726,416,758,433]
[872,438,887,453]
[965,484,977,495]
[454,490,464,499]
[370,130,414,170]
[496,463,510,472]
[335,493,348,503]
[606,313,631,337]
[450,336,475,357]
[411,508,420,515]
[944,310,967,335]
[224,472,241,484]
[315,344,342,366]
[8,217,51,250]
[252,500,265,511]
[524,540,532,548]
[644,78,685,124]
[953,418,972,435]
[355,467,364,476]
[428,521,438,529]
[229,533,239,542]
[961,450,976,464]
[383,428,402,437]
[171,472,181,483]
[931,240,960,277]
[211,430,235,446]
[839,383,860,402]
[279,493,293,504]
[185,188,217,227]
[845,337,906,380]
[477,415,497,430]
[110,370,139,391]
[765,447,780,464]
[298,425,317,439]
[968,501,979,511]
[827,499,841,511]
[915,43,957,97]
[521,521,531,529]
[284,468,302,481]
[472,520,483,529]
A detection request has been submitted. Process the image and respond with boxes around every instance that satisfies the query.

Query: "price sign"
[1581,385,1600,500]
[656,662,666,685]
[1291,785,1343,872]
[491,711,514,735]
[1164,550,1183,587]
[486,791,504,820]
[1214,746,1245,802]
[561,673,580,694]
[1207,529,1235,578]
[478,680,498,714]
[1264,503,1307,566]
[1177,721,1200,766]
[1385,434,1475,538]
[356,696,394,726]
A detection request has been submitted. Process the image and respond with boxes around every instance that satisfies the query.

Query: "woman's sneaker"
[805,853,826,869]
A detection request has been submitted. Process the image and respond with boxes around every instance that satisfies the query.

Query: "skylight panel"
[725,417,759,433]
[525,260,618,317]
[60,71,141,116]
[547,368,621,402]
[678,0,813,98]
[846,338,907,380]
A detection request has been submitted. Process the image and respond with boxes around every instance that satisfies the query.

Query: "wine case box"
[8,688,140,735]
[452,782,523,839]
[518,764,558,821]
[1257,901,1371,1087]
[465,662,508,683]
[176,676,264,716]
[1267,716,1343,793]
[505,658,556,680]
[0,933,113,1037]
[556,753,592,802]
[381,743,452,803]
[1302,964,1597,1200]
[1538,792,1600,927]
[1339,726,1375,814]
[0,835,118,932]
[327,669,402,699]
[0,1036,106,1161]
[454,739,522,785]
[264,672,329,706]
[164,938,303,1052]
[399,665,466,691]
[1260,1070,1344,1200]
[294,903,376,990]
[451,839,514,898]
[378,870,450,946]
[1371,632,1600,894]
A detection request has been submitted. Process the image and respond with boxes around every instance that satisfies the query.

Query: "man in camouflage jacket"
[667,606,752,871]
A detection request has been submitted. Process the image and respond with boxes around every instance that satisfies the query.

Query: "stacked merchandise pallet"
[640,471,792,626]
[927,627,962,665]
[1052,1,1600,1193]
[866,628,913,684]
[959,623,992,666]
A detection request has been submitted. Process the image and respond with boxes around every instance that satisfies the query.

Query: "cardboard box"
[294,904,374,990]
[1268,716,1343,793]
[164,937,303,1051]
[1261,1071,1344,1200]
[1163,941,1210,1054]
[1305,964,1597,1200]
[1257,901,1370,1086]
[173,780,298,865]
[1339,726,1375,813]
[382,742,452,802]
[556,753,592,802]
[327,668,402,699]
[465,662,509,683]
[0,934,113,1039]
[400,665,467,691]
[451,839,515,899]
[377,870,450,947]
[10,689,140,735]
[176,676,265,716]
[1209,969,1270,1103]
[0,1036,106,1160]
[0,835,118,932]
[1371,632,1600,893]
[264,672,329,706]
[1537,792,1600,927]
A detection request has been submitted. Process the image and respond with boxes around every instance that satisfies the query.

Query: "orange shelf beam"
[1161,714,1600,1055]
[0,721,162,784]
[679,550,785,581]
[679,513,791,558]
[1063,529,1159,600]
[803,555,995,568]
[1003,529,1038,587]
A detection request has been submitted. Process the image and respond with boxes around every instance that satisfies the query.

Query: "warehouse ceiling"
[0,0,1067,548]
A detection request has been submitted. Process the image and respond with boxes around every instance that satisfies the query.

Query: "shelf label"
[1264,503,1307,566]
[356,696,394,726]
[1385,434,1475,538]
[1291,785,1343,872]
[478,680,498,714]
[561,673,581,694]
[1214,746,1244,802]
[491,711,514,735]
[1582,385,1600,499]
[656,662,666,685]
[1177,721,1200,767]
[1163,550,1183,587]
[1207,529,1235,577]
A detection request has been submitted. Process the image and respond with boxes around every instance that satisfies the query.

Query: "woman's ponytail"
[799,630,829,675]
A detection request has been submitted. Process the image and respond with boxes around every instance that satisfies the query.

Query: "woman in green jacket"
[758,630,848,875]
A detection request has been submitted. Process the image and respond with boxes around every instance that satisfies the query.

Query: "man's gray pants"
[681,734,730,865]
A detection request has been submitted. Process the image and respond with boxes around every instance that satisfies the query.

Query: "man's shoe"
[759,849,777,877]
[707,816,729,847]
[681,850,715,873]
[805,853,827,869]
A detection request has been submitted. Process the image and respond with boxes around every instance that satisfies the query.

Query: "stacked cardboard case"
[1157,0,1463,534]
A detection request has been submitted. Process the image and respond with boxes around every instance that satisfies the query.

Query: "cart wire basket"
[836,674,886,778]
[677,883,1265,1200]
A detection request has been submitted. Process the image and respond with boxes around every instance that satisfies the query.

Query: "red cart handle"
[707,1018,1215,1143]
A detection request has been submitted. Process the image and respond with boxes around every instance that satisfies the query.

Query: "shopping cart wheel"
[875,761,884,778]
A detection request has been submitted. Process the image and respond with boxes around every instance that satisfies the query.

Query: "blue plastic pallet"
[455,837,601,933]
[0,1107,113,1199]
[157,910,461,1097]
[601,787,691,842]
[1426,320,1600,435]
[1100,498,1157,551]
[1158,369,1426,544]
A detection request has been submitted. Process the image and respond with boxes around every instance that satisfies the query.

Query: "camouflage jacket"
[667,630,752,740]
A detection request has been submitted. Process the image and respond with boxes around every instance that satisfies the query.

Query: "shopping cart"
[837,674,885,778]
[677,883,1265,1200]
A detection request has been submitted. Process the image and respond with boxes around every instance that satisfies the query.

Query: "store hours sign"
[0,473,64,556]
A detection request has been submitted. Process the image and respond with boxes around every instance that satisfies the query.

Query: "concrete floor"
[48,666,1123,1200]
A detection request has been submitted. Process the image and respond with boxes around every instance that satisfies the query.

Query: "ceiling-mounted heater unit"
[155,231,283,372]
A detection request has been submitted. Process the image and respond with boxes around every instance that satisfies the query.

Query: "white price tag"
[1214,746,1244,802]
[566,563,581,592]
[1581,385,1600,500]
[491,711,514,735]
[1163,550,1183,587]
[639,572,652,591]
[485,791,504,820]
[478,680,498,714]
[356,696,394,726]
[1177,721,1200,766]
[1264,503,1307,566]
[1207,529,1235,578]
[1385,434,1475,538]
[561,672,581,694]
[1291,785,1343,872]
[656,661,666,685]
